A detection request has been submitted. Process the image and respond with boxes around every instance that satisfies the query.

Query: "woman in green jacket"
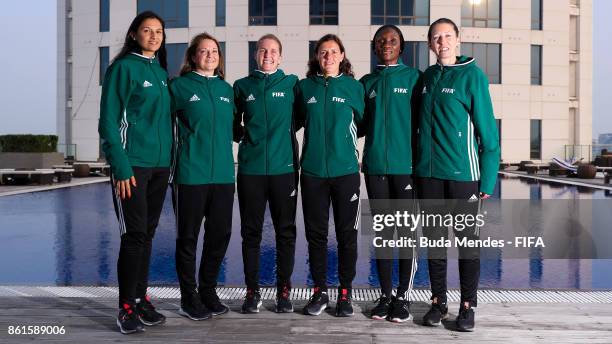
[170,33,235,321]
[233,34,299,314]
[415,18,500,332]
[98,11,171,335]
[360,24,422,323]
[296,34,365,318]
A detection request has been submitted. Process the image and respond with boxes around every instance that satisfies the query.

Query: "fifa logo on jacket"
[219,97,230,103]
[441,88,455,94]
[272,92,285,97]
[332,96,345,103]
[394,88,408,94]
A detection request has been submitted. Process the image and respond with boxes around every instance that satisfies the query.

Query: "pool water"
[1,174,611,289]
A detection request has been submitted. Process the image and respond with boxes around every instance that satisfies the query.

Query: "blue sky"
[0,1,610,138]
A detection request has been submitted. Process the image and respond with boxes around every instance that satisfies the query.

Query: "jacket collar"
[251,69,283,80]
[126,52,159,64]
[436,55,474,70]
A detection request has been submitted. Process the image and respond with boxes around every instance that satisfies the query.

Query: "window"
[310,0,338,25]
[461,43,501,84]
[166,43,188,78]
[216,0,226,26]
[137,0,188,28]
[530,119,542,160]
[99,47,109,86]
[531,0,542,30]
[531,45,542,85]
[309,40,317,59]
[219,41,226,74]
[569,61,577,98]
[371,0,429,26]
[249,41,257,73]
[249,0,277,25]
[100,0,109,32]
[370,41,429,72]
[461,0,501,28]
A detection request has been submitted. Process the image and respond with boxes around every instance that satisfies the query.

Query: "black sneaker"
[117,302,144,334]
[275,285,293,313]
[455,303,475,332]
[303,287,329,316]
[241,289,262,314]
[178,293,212,321]
[422,301,449,326]
[136,296,166,326]
[335,288,353,317]
[370,295,392,320]
[388,295,412,323]
[201,289,230,316]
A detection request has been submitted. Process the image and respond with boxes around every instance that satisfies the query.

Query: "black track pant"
[365,174,417,298]
[173,183,234,298]
[238,173,298,290]
[301,173,360,290]
[111,167,169,307]
[417,177,481,307]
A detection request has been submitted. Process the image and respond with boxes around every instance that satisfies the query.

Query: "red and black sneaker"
[117,302,144,334]
[303,287,329,316]
[275,285,293,313]
[335,288,353,317]
[136,296,166,326]
[241,289,262,314]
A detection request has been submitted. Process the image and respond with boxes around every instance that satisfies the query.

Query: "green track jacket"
[295,74,365,178]
[170,72,235,185]
[360,62,422,175]
[414,56,500,195]
[98,53,172,180]
[233,69,299,175]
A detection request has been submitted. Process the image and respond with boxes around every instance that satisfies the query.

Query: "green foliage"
[0,135,58,153]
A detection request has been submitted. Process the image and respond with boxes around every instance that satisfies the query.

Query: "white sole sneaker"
[304,303,327,316]
[178,307,211,321]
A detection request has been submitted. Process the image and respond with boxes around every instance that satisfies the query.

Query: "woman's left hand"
[479,192,490,199]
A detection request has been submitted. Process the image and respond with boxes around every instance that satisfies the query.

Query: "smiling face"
[192,39,219,75]
[133,18,163,57]
[374,28,401,65]
[317,40,345,77]
[255,38,282,72]
[429,22,459,65]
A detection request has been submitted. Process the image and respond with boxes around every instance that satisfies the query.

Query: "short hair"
[427,18,460,42]
[371,25,405,54]
[255,34,283,55]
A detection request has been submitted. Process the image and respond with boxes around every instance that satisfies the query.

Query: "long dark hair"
[112,11,168,71]
[179,33,225,79]
[306,34,354,78]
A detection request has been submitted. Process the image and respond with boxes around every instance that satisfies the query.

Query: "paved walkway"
[1,295,611,343]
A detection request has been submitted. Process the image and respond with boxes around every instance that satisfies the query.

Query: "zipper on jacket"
[150,62,164,166]
[383,72,389,174]
[205,78,216,181]
[429,65,445,176]
[324,79,329,177]
[263,74,269,174]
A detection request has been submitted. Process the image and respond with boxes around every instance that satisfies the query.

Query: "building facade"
[57,0,592,163]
